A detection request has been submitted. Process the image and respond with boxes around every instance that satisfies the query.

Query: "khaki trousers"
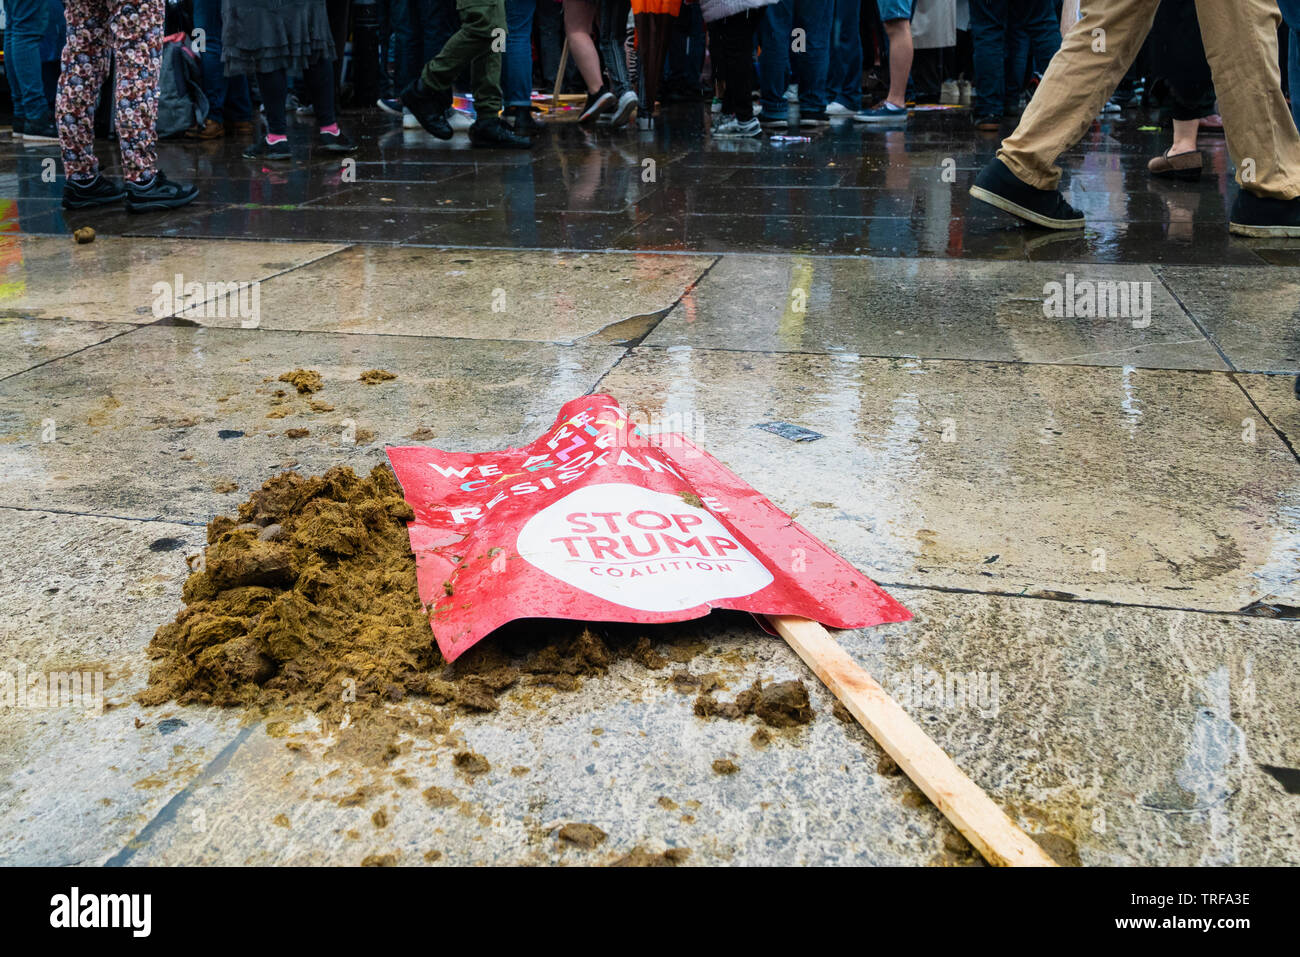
[998,0,1300,200]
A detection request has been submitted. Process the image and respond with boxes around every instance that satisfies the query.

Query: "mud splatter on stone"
[712,758,739,775]
[453,751,490,776]
[832,700,853,723]
[360,852,398,866]
[877,754,901,776]
[423,786,458,808]
[755,680,813,728]
[610,846,690,867]
[359,369,398,384]
[557,822,607,848]
[285,428,309,439]
[279,369,323,394]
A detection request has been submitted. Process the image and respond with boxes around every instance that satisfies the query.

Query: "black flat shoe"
[402,80,453,139]
[125,171,199,213]
[970,157,1085,230]
[1229,190,1300,238]
[62,174,126,209]
[504,105,543,136]
[243,137,292,160]
[317,129,358,152]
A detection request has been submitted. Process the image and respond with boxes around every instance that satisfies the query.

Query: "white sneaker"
[783,84,798,103]
[609,90,638,126]
[711,97,722,113]
[940,80,959,105]
[712,112,736,132]
[958,79,972,107]
[402,108,420,129]
[448,107,474,130]
[715,116,761,138]
[825,101,854,116]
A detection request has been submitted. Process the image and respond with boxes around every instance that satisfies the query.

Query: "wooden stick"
[768,615,1056,867]
[551,38,570,115]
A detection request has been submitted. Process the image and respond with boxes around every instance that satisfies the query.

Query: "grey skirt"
[222,0,336,77]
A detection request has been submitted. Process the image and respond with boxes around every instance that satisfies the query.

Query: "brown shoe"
[186,118,224,140]
[1148,148,1203,182]
[228,120,255,136]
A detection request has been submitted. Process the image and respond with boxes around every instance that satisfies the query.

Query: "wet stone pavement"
[0,103,1297,866]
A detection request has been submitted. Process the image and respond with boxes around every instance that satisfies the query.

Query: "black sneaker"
[503,105,544,136]
[11,116,25,138]
[62,173,126,209]
[402,80,453,139]
[798,110,830,126]
[21,114,58,143]
[579,86,615,123]
[973,114,1001,132]
[243,137,292,160]
[1228,190,1300,238]
[468,116,532,149]
[317,128,357,152]
[124,171,199,213]
[969,157,1085,230]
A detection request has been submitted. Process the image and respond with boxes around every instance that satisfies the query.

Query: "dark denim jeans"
[969,0,1059,118]
[826,0,861,111]
[5,0,50,122]
[502,0,535,108]
[1282,0,1300,130]
[195,0,252,123]
[394,0,461,91]
[758,0,832,118]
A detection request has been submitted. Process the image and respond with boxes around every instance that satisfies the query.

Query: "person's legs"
[881,16,912,109]
[1019,0,1060,78]
[56,0,111,177]
[502,0,537,107]
[421,0,499,99]
[968,1,1004,118]
[1278,0,1300,130]
[757,0,793,119]
[794,0,831,113]
[563,0,603,94]
[9,0,53,123]
[597,0,633,98]
[458,0,505,116]
[997,0,1159,191]
[826,0,861,111]
[303,57,339,127]
[257,69,291,135]
[1196,0,1300,200]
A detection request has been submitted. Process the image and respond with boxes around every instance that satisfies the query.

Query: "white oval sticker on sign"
[515,483,774,612]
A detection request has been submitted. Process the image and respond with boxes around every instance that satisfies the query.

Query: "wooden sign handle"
[768,615,1056,867]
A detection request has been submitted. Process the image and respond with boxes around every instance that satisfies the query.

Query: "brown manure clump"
[138,466,691,744]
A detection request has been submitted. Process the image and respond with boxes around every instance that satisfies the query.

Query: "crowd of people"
[2,0,1300,228]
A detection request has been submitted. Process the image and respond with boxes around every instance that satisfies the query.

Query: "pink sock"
[319,123,339,135]
[265,133,288,144]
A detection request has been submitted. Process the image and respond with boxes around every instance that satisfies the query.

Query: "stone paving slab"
[0,236,345,324]
[643,255,1224,369]
[596,347,1299,611]
[1156,266,1300,374]
[0,324,625,523]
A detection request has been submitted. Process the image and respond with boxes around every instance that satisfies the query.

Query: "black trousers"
[1149,0,1215,121]
[709,9,759,121]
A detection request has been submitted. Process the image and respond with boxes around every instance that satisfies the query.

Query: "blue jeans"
[195,0,251,123]
[969,0,1059,118]
[5,0,50,123]
[758,0,832,118]
[1281,0,1300,130]
[502,0,535,108]
[826,0,861,110]
[394,0,460,91]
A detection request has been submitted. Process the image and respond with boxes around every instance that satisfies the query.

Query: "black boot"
[469,116,532,149]
[402,80,453,139]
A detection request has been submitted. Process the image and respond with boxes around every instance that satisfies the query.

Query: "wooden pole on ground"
[551,38,570,115]
[768,615,1057,867]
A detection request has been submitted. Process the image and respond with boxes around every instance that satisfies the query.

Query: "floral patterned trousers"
[56,0,163,183]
